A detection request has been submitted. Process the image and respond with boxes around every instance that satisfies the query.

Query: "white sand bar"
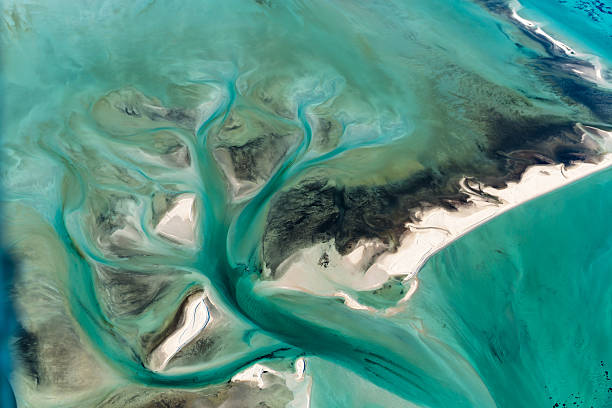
[149,292,210,372]
[373,127,612,282]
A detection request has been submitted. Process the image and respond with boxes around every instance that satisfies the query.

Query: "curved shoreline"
[381,153,612,284]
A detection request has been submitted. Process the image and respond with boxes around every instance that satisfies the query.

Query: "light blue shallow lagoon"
[1,0,611,407]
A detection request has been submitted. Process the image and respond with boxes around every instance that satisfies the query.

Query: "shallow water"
[1,0,611,407]
[517,0,612,62]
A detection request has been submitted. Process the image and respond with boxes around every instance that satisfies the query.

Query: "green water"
[1,0,611,406]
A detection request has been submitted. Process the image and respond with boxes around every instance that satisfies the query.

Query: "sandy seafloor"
[1,0,612,407]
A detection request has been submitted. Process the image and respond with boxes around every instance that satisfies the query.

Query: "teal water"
[1,0,611,407]
[411,167,612,407]
[518,0,612,62]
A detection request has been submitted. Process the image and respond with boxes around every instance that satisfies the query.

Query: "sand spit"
[375,157,612,283]
[509,0,610,88]
[149,292,210,372]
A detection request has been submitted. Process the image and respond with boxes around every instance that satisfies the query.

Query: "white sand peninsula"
[262,125,612,312]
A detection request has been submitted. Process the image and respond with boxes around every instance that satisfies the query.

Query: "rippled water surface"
[1,0,611,407]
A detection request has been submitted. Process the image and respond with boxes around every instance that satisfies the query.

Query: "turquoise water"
[518,0,612,62]
[1,0,611,407]
[412,167,612,407]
